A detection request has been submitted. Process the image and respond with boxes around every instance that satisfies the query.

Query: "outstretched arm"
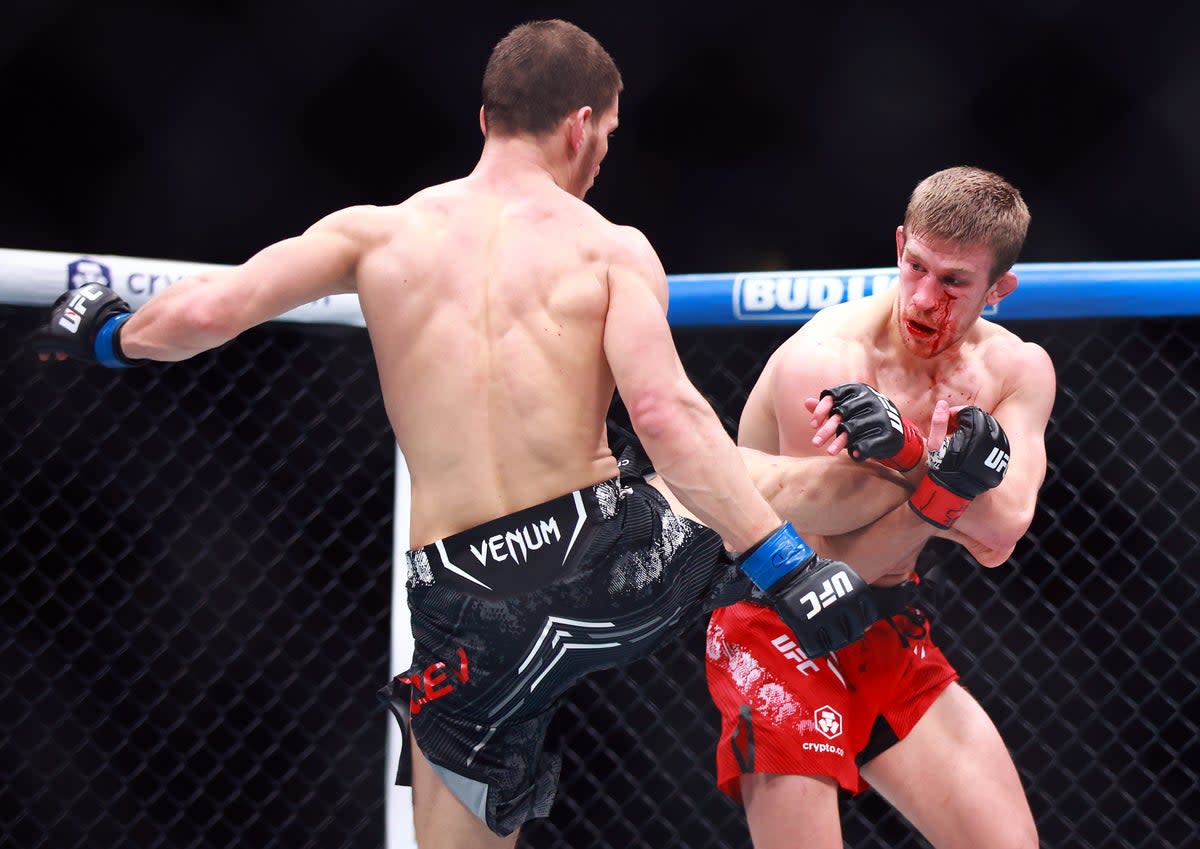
[605,244,890,657]
[742,332,918,535]
[36,207,374,366]
[602,227,780,553]
[118,208,369,361]
[738,445,910,537]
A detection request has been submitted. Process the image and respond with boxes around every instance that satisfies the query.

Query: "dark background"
[3,1,1198,273]
[3,5,1199,849]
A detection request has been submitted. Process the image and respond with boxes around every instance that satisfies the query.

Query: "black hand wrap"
[909,406,1010,529]
[736,524,877,658]
[31,284,144,367]
[820,383,925,472]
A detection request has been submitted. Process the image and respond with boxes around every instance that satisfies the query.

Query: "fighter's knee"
[971,811,1038,849]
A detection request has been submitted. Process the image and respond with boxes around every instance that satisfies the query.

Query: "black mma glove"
[820,383,925,472]
[31,283,144,367]
[736,523,877,658]
[908,406,1010,529]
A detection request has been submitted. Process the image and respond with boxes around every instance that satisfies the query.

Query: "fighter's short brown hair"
[904,166,1031,281]
[482,19,623,137]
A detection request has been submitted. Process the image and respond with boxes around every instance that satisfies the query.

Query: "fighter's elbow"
[953,514,1030,568]
[970,520,1030,568]
[183,300,234,343]
[973,546,1016,568]
[967,496,1035,561]
[997,507,1036,552]
[177,279,248,344]
[625,386,691,444]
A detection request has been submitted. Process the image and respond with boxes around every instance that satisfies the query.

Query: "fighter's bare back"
[350,172,646,549]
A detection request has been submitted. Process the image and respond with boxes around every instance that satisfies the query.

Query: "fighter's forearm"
[119,274,242,361]
[939,483,1034,567]
[739,447,911,536]
[630,388,782,553]
[812,501,934,583]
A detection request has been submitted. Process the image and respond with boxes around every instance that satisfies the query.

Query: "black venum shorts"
[378,465,750,836]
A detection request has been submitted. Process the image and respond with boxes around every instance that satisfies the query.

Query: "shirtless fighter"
[706,166,1056,849]
[32,19,878,849]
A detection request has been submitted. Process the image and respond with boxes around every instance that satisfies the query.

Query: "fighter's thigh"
[408,733,519,849]
[740,772,843,849]
[860,682,1038,849]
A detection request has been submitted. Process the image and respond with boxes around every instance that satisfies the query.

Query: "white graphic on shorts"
[469,517,562,567]
[594,479,622,519]
[407,549,434,587]
[814,705,844,740]
[524,623,620,693]
[435,540,492,589]
[431,491,589,588]
[770,633,820,675]
[561,490,588,565]
[609,510,694,593]
[801,740,845,757]
[708,622,805,728]
[788,644,850,690]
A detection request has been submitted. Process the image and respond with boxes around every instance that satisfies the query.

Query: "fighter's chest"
[873,363,995,421]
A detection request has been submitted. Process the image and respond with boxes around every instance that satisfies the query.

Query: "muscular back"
[353,176,625,548]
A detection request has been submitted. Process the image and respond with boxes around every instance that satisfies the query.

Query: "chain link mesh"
[3,308,1197,849]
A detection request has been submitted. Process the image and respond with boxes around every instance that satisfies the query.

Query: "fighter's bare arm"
[749,331,914,532]
[809,341,1055,572]
[602,225,779,553]
[737,446,910,537]
[942,341,1056,564]
[117,207,375,361]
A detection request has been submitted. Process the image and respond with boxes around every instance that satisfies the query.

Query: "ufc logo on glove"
[56,285,107,334]
[799,571,857,619]
[984,447,1010,474]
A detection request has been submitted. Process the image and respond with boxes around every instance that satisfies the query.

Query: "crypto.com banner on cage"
[0,247,367,325]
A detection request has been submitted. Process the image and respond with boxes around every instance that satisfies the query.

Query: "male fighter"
[33,19,877,848]
[706,166,1056,849]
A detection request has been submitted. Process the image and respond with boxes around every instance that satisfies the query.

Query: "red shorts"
[705,599,958,797]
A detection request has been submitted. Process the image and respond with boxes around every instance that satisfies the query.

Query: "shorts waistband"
[407,478,624,596]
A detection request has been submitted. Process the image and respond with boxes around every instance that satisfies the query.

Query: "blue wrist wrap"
[737,522,815,591]
[94,313,134,368]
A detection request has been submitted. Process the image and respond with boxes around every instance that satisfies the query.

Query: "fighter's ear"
[895,226,906,264]
[987,270,1018,306]
[566,105,593,153]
